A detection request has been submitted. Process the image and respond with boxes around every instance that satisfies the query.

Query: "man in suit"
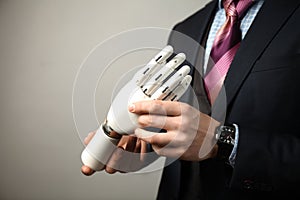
[82,0,300,199]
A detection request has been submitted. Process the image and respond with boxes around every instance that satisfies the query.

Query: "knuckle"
[138,115,152,127]
[146,115,154,126]
[149,135,160,146]
[150,100,164,113]
[175,115,188,130]
[149,137,154,146]
[181,103,191,113]
[175,133,187,146]
[105,168,116,174]
[154,147,164,156]
[180,118,190,129]
[172,119,181,130]
[137,116,146,127]
[153,99,163,106]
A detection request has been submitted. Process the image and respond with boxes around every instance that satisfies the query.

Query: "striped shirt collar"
[217,0,262,10]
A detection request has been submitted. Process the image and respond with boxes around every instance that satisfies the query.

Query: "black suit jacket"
[157,0,300,199]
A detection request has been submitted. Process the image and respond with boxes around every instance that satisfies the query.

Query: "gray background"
[0,0,209,199]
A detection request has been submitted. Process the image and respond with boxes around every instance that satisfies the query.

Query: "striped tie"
[204,0,254,104]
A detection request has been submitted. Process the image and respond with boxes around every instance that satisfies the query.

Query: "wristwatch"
[215,125,236,162]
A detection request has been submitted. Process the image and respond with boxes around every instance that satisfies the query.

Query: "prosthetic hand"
[81,45,192,171]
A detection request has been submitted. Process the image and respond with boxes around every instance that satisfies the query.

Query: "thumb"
[133,128,158,143]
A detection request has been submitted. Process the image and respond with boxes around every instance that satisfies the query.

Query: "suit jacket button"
[243,179,254,190]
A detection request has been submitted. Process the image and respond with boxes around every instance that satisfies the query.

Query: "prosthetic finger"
[151,65,191,100]
[164,75,192,101]
[142,53,186,97]
[136,45,173,87]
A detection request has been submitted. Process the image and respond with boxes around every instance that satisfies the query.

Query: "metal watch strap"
[215,125,236,162]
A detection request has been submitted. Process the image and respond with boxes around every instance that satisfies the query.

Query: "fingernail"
[128,104,135,112]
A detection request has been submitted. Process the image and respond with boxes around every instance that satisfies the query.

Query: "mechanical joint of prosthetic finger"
[81,45,193,171]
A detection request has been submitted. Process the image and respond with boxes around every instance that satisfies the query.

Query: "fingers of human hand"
[106,146,146,173]
[105,167,117,174]
[81,165,95,176]
[133,138,142,153]
[124,136,137,152]
[105,147,124,174]
[84,131,96,145]
[137,114,180,130]
[139,139,148,161]
[129,100,183,116]
[151,145,186,158]
[134,128,174,147]
[117,135,137,151]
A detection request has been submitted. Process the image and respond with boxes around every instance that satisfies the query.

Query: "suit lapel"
[223,0,300,107]
[170,0,218,66]
[191,0,218,114]
[170,0,218,113]
[191,0,218,48]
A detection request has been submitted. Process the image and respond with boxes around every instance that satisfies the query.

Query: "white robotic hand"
[81,45,192,171]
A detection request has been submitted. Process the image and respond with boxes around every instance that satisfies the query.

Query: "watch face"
[220,132,234,145]
[216,125,235,146]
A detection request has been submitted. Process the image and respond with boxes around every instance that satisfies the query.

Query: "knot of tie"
[223,0,238,17]
[223,0,254,19]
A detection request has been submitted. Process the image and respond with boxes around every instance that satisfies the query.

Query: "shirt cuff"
[228,123,239,167]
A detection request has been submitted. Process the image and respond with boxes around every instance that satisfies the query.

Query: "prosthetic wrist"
[81,45,192,171]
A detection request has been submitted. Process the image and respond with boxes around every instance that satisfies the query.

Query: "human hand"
[129,100,220,161]
[81,131,149,176]
[81,46,192,171]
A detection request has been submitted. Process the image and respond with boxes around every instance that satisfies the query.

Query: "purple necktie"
[204,0,254,104]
